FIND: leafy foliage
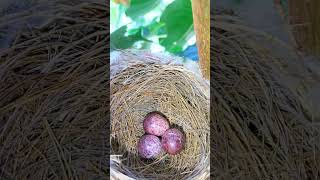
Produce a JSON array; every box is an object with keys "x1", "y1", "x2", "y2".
[
  {"x1": 159, "y1": 0, "x2": 193, "y2": 53},
  {"x1": 110, "y1": 0, "x2": 194, "y2": 54},
  {"x1": 125, "y1": 0, "x2": 161, "y2": 20},
  {"x1": 111, "y1": 25, "x2": 151, "y2": 49}
]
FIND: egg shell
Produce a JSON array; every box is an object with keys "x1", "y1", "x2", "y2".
[
  {"x1": 161, "y1": 128, "x2": 185, "y2": 155},
  {"x1": 143, "y1": 112, "x2": 170, "y2": 136},
  {"x1": 137, "y1": 134, "x2": 162, "y2": 159}
]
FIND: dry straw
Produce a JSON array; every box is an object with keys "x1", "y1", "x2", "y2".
[
  {"x1": 110, "y1": 50, "x2": 210, "y2": 179},
  {"x1": 211, "y1": 9, "x2": 320, "y2": 179},
  {"x1": 0, "y1": 2, "x2": 109, "y2": 179}
]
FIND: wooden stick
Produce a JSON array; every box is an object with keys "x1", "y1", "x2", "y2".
[{"x1": 191, "y1": 0, "x2": 210, "y2": 80}]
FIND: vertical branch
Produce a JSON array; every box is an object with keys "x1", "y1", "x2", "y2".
[
  {"x1": 191, "y1": 0, "x2": 210, "y2": 80},
  {"x1": 287, "y1": 0, "x2": 320, "y2": 56}
]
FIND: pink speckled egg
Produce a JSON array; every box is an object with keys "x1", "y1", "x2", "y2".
[
  {"x1": 161, "y1": 128, "x2": 185, "y2": 155},
  {"x1": 143, "y1": 112, "x2": 170, "y2": 136},
  {"x1": 137, "y1": 134, "x2": 162, "y2": 159}
]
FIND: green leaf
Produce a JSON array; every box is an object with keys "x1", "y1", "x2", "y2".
[
  {"x1": 126, "y1": 0, "x2": 161, "y2": 20},
  {"x1": 126, "y1": 19, "x2": 166, "y2": 40},
  {"x1": 167, "y1": 44, "x2": 183, "y2": 54},
  {"x1": 110, "y1": 25, "x2": 151, "y2": 50},
  {"x1": 159, "y1": 0, "x2": 193, "y2": 53},
  {"x1": 127, "y1": 28, "x2": 140, "y2": 36},
  {"x1": 146, "y1": 19, "x2": 166, "y2": 36}
]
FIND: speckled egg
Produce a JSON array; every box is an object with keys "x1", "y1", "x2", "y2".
[
  {"x1": 137, "y1": 134, "x2": 162, "y2": 159},
  {"x1": 143, "y1": 112, "x2": 170, "y2": 136},
  {"x1": 161, "y1": 128, "x2": 185, "y2": 155}
]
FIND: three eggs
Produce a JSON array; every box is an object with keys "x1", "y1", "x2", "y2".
[{"x1": 137, "y1": 112, "x2": 185, "y2": 159}]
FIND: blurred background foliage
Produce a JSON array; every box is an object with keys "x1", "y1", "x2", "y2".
[{"x1": 110, "y1": 0, "x2": 199, "y2": 60}]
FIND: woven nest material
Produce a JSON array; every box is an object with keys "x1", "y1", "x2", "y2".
[
  {"x1": 110, "y1": 51, "x2": 210, "y2": 179},
  {"x1": 0, "y1": 2, "x2": 108, "y2": 179},
  {"x1": 212, "y1": 10, "x2": 320, "y2": 179}
]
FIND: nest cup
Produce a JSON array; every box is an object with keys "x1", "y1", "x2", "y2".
[{"x1": 110, "y1": 51, "x2": 210, "y2": 179}]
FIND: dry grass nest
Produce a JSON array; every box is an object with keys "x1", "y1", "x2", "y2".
[
  {"x1": 110, "y1": 52, "x2": 210, "y2": 180},
  {"x1": 211, "y1": 9, "x2": 320, "y2": 179},
  {"x1": 0, "y1": 2, "x2": 108, "y2": 179}
]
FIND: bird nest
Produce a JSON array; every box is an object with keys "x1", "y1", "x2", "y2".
[
  {"x1": 110, "y1": 51, "x2": 210, "y2": 179},
  {"x1": 0, "y1": 2, "x2": 108, "y2": 179},
  {"x1": 211, "y1": 9, "x2": 320, "y2": 179}
]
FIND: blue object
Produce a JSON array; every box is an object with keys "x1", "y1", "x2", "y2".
[{"x1": 178, "y1": 44, "x2": 199, "y2": 61}]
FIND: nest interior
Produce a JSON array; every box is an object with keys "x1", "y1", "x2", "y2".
[{"x1": 110, "y1": 60, "x2": 210, "y2": 179}]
